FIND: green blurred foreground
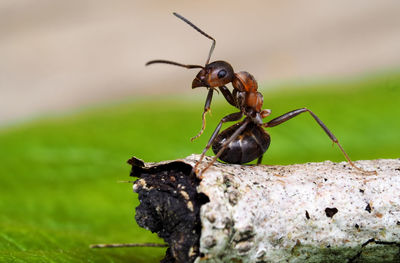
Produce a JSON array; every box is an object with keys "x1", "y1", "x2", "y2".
[{"x1": 0, "y1": 73, "x2": 399, "y2": 262}]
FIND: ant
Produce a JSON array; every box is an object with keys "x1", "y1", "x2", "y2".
[{"x1": 146, "y1": 13, "x2": 376, "y2": 177}]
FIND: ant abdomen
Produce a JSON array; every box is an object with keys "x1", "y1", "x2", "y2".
[{"x1": 212, "y1": 122, "x2": 271, "y2": 164}]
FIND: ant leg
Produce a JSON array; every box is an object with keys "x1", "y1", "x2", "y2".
[
  {"x1": 257, "y1": 155, "x2": 263, "y2": 165},
  {"x1": 232, "y1": 89, "x2": 238, "y2": 107},
  {"x1": 191, "y1": 89, "x2": 214, "y2": 141},
  {"x1": 264, "y1": 108, "x2": 376, "y2": 175},
  {"x1": 219, "y1": 86, "x2": 237, "y2": 107},
  {"x1": 199, "y1": 119, "x2": 251, "y2": 176},
  {"x1": 255, "y1": 109, "x2": 270, "y2": 166},
  {"x1": 192, "y1": 112, "x2": 243, "y2": 175}
]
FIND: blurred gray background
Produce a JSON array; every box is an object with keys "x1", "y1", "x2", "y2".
[{"x1": 1, "y1": 0, "x2": 400, "y2": 125}]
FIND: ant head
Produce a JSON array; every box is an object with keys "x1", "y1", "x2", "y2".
[
  {"x1": 192, "y1": 61, "x2": 234, "y2": 88},
  {"x1": 146, "y1": 13, "x2": 233, "y2": 88}
]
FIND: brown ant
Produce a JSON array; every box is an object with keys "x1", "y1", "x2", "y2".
[{"x1": 146, "y1": 13, "x2": 376, "y2": 177}]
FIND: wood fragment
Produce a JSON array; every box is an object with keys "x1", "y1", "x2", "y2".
[{"x1": 129, "y1": 156, "x2": 400, "y2": 263}]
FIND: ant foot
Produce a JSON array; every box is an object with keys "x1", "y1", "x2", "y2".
[
  {"x1": 360, "y1": 168, "x2": 377, "y2": 176},
  {"x1": 191, "y1": 167, "x2": 204, "y2": 179},
  {"x1": 190, "y1": 110, "x2": 209, "y2": 142},
  {"x1": 350, "y1": 163, "x2": 377, "y2": 176},
  {"x1": 197, "y1": 171, "x2": 204, "y2": 180},
  {"x1": 190, "y1": 163, "x2": 203, "y2": 178},
  {"x1": 190, "y1": 132, "x2": 203, "y2": 142}
]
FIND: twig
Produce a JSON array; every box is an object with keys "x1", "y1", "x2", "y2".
[{"x1": 90, "y1": 243, "x2": 167, "y2": 248}]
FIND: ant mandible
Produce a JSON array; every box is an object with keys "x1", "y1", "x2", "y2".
[{"x1": 146, "y1": 13, "x2": 376, "y2": 177}]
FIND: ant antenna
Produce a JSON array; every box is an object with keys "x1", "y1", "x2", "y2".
[
  {"x1": 146, "y1": 60, "x2": 204, "y2": 69},
  {"x1": 173, "y1": 12, "x2": 216, "y2": 65},
  {"x1": 146, "y1": 13, "x2": 216, "y2": 68}
]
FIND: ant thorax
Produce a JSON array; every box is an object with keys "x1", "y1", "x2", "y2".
[{"x1": 233, "y1": 71, "x2": 258, "y2": 93}]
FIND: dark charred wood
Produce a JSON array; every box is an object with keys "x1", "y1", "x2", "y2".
[{"x1": 128, "y1": 157, "x2": 209, "y2": 263}]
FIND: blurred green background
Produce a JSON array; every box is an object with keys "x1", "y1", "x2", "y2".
[
  {"x1": 1, "y1": 0, "x2": 400, "y2": 262},
  {"x1": 1, "y1": 72, "x2": 399, "y2": 262}
]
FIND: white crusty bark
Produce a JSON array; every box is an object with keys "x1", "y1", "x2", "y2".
[{"x1": 182, "y1": 156, "x2": 400, "y2": 262}]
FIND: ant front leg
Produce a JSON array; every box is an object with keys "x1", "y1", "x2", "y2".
[
  {"x1": 191, "y1": 88, "x2": 214, "y2": 141},
  {"x1": 264, "y1": 108, "x2": 376, "y2": 175},
  {"x1": 190, "y1": 86, "x2": 237, "y2": 141},
  {"x1": 219, "y1": 86, "x2": 237, "y2": 108},
  {"x1": 192, "y1": 112, "x2": 243, "y2": 176},
  {"x1": 191, "y1": 86, "x2": 237, "y2": 142}
]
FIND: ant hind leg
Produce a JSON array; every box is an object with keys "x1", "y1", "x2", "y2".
[
  {"x1": 257, "y1": 155, "x2": 263, "y2": 165},
  {"x1": 264, "y1": 108, "x2": 376, "y2": 175}
]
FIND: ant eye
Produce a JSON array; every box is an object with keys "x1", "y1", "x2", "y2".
[{"x1": 217, "y1": 69, "x2": 227, "y2": 79}]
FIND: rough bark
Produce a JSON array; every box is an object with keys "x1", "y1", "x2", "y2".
[
  {"x1": 128, "y1": 157, "x2": 209, "y2": 263},
  {"x1": 129, "y1": 156, "x2": 400, "y2": 263}
]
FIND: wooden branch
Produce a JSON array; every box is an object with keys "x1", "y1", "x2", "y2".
[{"x1": 129, "y1": 156, "x2": 400, "y2": 263}]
